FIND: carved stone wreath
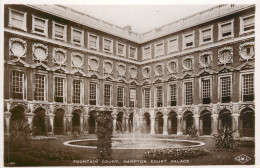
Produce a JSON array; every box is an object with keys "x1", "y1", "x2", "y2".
[
  {"x1": 182, "y1": 56, "x2": 194, "y2": 72},
  {"x1": 71, "y1": 52, "x2": 84, "y2": 69},
  {"x1": 53, "y1": 48, "x2": 67, "y2": 66},
  {"x1": 239, "y1": 42, "x2": 255, "y2": 62},
  {"x1": 9, "y1": 38, "x2": 27, "y2": 58},
  {"x1": 142, "y1": 66, "x2": 151, "y2": 79},
  {"x1": 117, "y1": 63, "x2": 126, "y2": 76},
  {"x1": 33, "y1": 43, "x2": 48, "y2": 62},
  {"x1": 103, "y1": 59, "x2": 113, "y2": 74},
  {"x1": 167, "y1": 60, "x2": 178, "y2": 74},
  {"x1": 154, "y1": 63, "x2": 164, "y2": 77},
  {"x1": 88, "y1": 56, "x2": 99, "y2": 72},
  {"x1": 129, "y1": 66, "x2": 137, "y2": 79},
  {"x1": 218, "y1": 47, "x2": 233, "y2": 65},
  {"x1": 199, "y1": 51, "x2": 212, "y2": 69}
]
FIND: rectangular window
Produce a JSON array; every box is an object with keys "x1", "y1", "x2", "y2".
[
  {"x1": 71, "y1": 28, "x2": 84, "y2": 46},
  {"x1": 240, "y1": 15, "x2": 255, "y2": 34},
  {"x1": 55, "y1": 77, "x2": 65, "y2": 103},
  {"x1": 143, "y1": 46, "x2": 151, "y2": 60},
  {"x1": 155, "y1": 42, "x2": 164, "y2": 57},
  {"x1": 73, "y1": 80, "x2": 81, "y2": 104},
  {"x1": 104, "y1": 84, "x2": 111, "y2": 106},
  {"x1": 220, "y1": 77, "x2": 231, "y2": 103},
  {"x1": 169, "y1": 84, "x2": 177, "y2": 106},
  {"x1": 129, "y1": 47, "x2": 137, "y2": 59},
  {"x1": 88, "y1": 34, "x2": 99, "y2": 50},
  {"x1": 200, "y1": 26, "x2": 213, "y2": 45},
  {"x1": 184, "y1": 82, "x2": 193, "y2": 105},
  {"x1": 156, "y1": 86, "x2": 163, "y2": 107},
  {"x1": 117, "y1": 42, "x2": 126, "y2": 56},
  {"x1": 34, "y1": 74, "x2": 46, "y2": 101},
  {"x1": 12, "y1": 71, "x2": 24, "y2": 99},
  {"x1": 130, "y1": 88, "x2": 136, "y2": 107},
  {"x1": 103, "y1": 38, "x2": 113, "y2": 53},
  {"x1": 168, "y1": 38, "x2": 178, "y2": 53},
  {"x1": 218, "y1": 20, "x2": 234, "y2": 40},
  {"x1": 242, "y1": 74, "x2": 254, "y2": 101},
  {"x1": 32, "y1": 15, "x2": 48, "y2": 36},
  {"x1": 144, "y1": 88, "x2": 150, "y2": 108},
  {"x1": 117, "y1": 87, "x2": 124, "y2": 107},
  {"x1": 202, "y1": 79, "x2": 211, "y2": 104},
  {"x1": 89, "y1": 83, "x2": 97, "y2": 105},
  {"x1": 53, "y1": 22, "x2": 67, "y2": 41},
  {"x1": 9, "y1": 8, "x2": 27, "y2": 31},
  {"x1": 183, "y1": 33, "x2": 194, "y2": 49}
]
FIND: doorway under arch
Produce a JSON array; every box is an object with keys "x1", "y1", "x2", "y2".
[
  {"x1": 54, "y1": 108, "x2": 65, "y2": 135},
  {"x1": 155, "y1": 112, "x2": 163, "y2": 134},
  {"x1": 240, "y1": 108, "x2": 254, "y2": 137},
  {"x1": 200, "y1": 110, "x2": 211, "y2": 135},
  {"x1": 72, "y1": 110, "x2": 82, "y2": 133},
  {"x1": 33, "y1": 107, "x2": 46, "y2": 136},
  {"x1": 168, "y1": 111, "x2": 177, "y2": 134}
]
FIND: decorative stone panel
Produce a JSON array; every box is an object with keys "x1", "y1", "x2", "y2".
[{"x1": 9, "y1": 38, "x2": 27, "y2": 58}]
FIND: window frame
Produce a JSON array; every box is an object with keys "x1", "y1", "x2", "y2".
[
  {"x1": 117, "y1": 85, "x2": 125, "y2": 107},
  {"x1": 52, "y1": 21, "x2": 67, "y2": 42},
  {"x1": 142, "y1": 45, "x2": 152, "y2": 60},
  {"x1": 183, "y1": 79, "x2": 194, "y2": 106},
  {"x1": 89, "y1": 80, "x2": 99, "y2": 105},
  {"x1": 102, "y1": 37, "x2": 113, "y2": 54},
  {"x1": 155, "y1": 41, "x2": 165, "y2": 57},
  {"x1": 199, "y1": 76, "x2": 212, "y2": 104},
  {"x1": 53, "y1": 74, "x2": 67, "y2": 103},
  {"x1": 128, "y1": 46, "x2": 137, "y2": 60},
  {"x1": 33, "y1": 72, "x2": 48, "y2": 102},
  {"x1": 71, "y1": 27, "x2": 84, "y2": 46},
  {"x1": 72, "y1": 77, "x2": 84, "y2": 104},
  {"x1": 167, "y1": 81, "x2": 178, "y2": 107},
  {"x1": 182, "y1": 31, "x2": 195, "y2": 50},
  {"x1": 218, "y1": 19, "x2": 234, "y2": 41},
  {"x1": 199, "y1": 25, "x2": 213, "y2": 46},
  {"x1": 8, "y1": 8, "x2": 27, "y2": 31},
  {"x1": 103, "y1": 82, "x2": 113, "y2": 106},
  {"x1": 10, "y1": 68, "x2": 27, "y2": 100},
  {"x1": 167, "y1": 36, "x2": 179, "y2": 53},
  {"x1": 143, "y1": 86, "x2": 151, "y2": 108},
  {"x1": 154, "y1": 84, "x2": 164, "y2": 108},
  {"x1": 239, "y1": 70, "x2": 254, "y2": 102},
  {"x1": 32, "y1": 15, "x2": 48, "y2": 37},
  {"x1": 87, "y1": 32, "x2": 99, "y2": 50},
  {"x1": 218, "y1": 73, "x2": 232, "y2": 103},
  {"x1": 129, "y1": 88, "x2": 136, "y2": 108},
  {"x1": 116, "y1": 41, "x2": 126, "y2": 57},
  {"x1": 239, "y1": 14, "x2": 255, "y2": 35}
]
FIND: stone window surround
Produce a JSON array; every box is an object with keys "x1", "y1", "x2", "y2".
[
  {"x1": 117, "y1": 84, "x2": 125, "y2": 107},
  {"x1": 10, "y1": 67, "x2": 27, "y2": 101},
  {"x1": 71, "y1": 77, "x2": 84, "y2": 105},
  {"x1": 71, "y1": 27, "x2": 84, "y2": 46},
  {"x1": 167, "y1": 36, "x2": 179, "y2": 54},
  {"x1": 116, "y1": 41, "x2": 126, "y2": 57},
  {"x1": 103, "y1": 81, "x2": 113, "y2": 106},
  {"x1": 239, "y1": 70, "x2": 254, "y2": 103},
  {"x1": 8, "y1": 8, "x2": 27, "y2": 31},
  {"x1": 142, "y1": 45, "x2": 152, "y2": 60},
  {"x1": 53, "y1": 73, "x2": 67, "y2": 103},
  {"x1": 142, "y1": 86, "x2": 151, "y2": 108},
  {"x1": 154, "y1": 84, "x2": 164, "y2": 108},
  {"x1": 167, "y1": 81, "x2": 178, "y2": 107},
  {"x1": 87, "y1": 32, "x2": 99, "y2": 50},
  {"x1": 89, "y1": 79, "x2": 99, "y2": 106},
  {"x1": 32, "y1": 15, "x2": 48, "y2": 37},
  {"x1": 239, "y1": 14, "x2": 255, "y2": 35},
  {"x1": 218, "y1": 19, "x2": 234, "y2": 41},
  {"x1": 33, "y1": 71, "x2": 48, "y2": 102},
  {"x1": 102, "y1": 37, "x2": 113, "y2": 54},
  {"x1": 199, "y1": 25, "x2": 213, "y2": 46},
  {"x1": 217, "y1": 72, "x2": 232, "y2": 103},
  {"x1": 182, "y1": 31, "x2": 195, "y2": 50},
  {"x1": 199, "y1": 76, "x2": 213, "y2": 103},
  {"x1": 155, "y1": 41, "x2": 165, "y2": 57},
  {"x1": 52, "y1": 21, "x2": 67, "y2": 42},
  {"x1": 182, "y1": 78, "x2": 194, "y2": 106},
  {"x1": 128, "y1": 46, "x2": 137, "y2": 60}
]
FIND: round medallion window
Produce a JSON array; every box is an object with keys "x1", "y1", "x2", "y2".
[
  {"x1": 72, "y1": 55, "x2": 83, "y2": 68},
  {"x1": 184, "y1": 58, "x2": 193, "y2": 70},
  {"x1": 130, "y1": 67, "x2": 137, "y2": 78},
  {"x1": 89, "y1": 59, "x2": 99, "y2": 71},
  {"x1": 143, "y1": 67, "x2": 150, "y2": 78},
  {"x1": 104, "y1": 62, "x2": 113, "y2": 74},
  {"x1": 168, "y1": 61, "x2": 177, "y2": 73},
  {"x1": 219, "y1": 50, "x2": 232, "y2": 64},
  {"x1": 155, "y1": 65, "x2": 163, "y2": 76},
  {"x1": 241, "y1": 46, "x2": 254, "y2": 59},
  {"x1": 200, "y1": 53, "x2": 212, "y2": 67},
  {"x1": 55, "y1": 51, "x2": 66, "y2": 64},
  {"x1": 34, "y1": 47, "x2": 47, "y2": 61},
  {"x1": 118, "y1": 64, "x2": 126, "y2": 76},
  {"x1": 11, "y1": 42, "x2": 25, "y2": 57}
]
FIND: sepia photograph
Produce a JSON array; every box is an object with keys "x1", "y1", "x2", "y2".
[{"x1": 2, "y1": 0, "x2": 257, "y2": 167}]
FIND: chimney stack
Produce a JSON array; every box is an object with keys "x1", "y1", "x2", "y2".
[{"x1": 124, "y1": 25, "x2": 132, "y2": 31}]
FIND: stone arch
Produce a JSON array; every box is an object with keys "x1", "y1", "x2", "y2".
[
  {"x1": 239, "y1": 108, "x2": 254, "y2": 137},
  {"x1": 88, "y1": 110, "x2": 97, "y2": 134},
  {"x1": 183, "y1": 111, "x2": 193, "y2": 134},
  {"x1": 10, "y1": 105, "x2": 26, "y2": 132},
  {"x1": 200, "y1": 110, "x2": 211, "y2": 135},
  {"x1": 155, "y1": 112, "x2": 163, "y2": 134},
  {"x1": 72, "y1": 109, "x2": 83, "y2": 133},
  {"x1": 218, "y1": 109, "x2": 232, "y2": 129},
  {"x1": 54, "y1": 108, "x2": 66, "y2": 135},
  {"x1": 116, "y1": 112, "x2": 124, "y2": 133},
  {"x1": 53, "y1": 106, "x2": 67, "y2": 115},
  {"x1": 168, "y1": 111, "x2": 177, "y2": 134},
  {"x1": 143, "y1": 112, "x2": 151, "y2": 134},
  {"x1": 32, "y1": 107, "x2": 47, "y2": 136}
]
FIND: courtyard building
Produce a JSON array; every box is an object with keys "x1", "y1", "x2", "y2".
[{"x1": 4, "y1": 4, "x2": 255, "y2": 137}]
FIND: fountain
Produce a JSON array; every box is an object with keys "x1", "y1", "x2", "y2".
[{"x1": 64, "y1": 112, "x2": 205, "y2": 149}]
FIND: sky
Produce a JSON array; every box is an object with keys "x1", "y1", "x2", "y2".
[{"x1": 68, "y1": 5, "x2": 217, "y2": 34}]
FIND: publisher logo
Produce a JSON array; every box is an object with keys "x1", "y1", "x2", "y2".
[{"x1": 235, "y1": 154, "x2": 251, "y2": 164}]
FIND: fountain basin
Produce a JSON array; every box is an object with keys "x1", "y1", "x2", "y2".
[{"x1": 64, "y1": 138, "x2": 205, "y2": 149}]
